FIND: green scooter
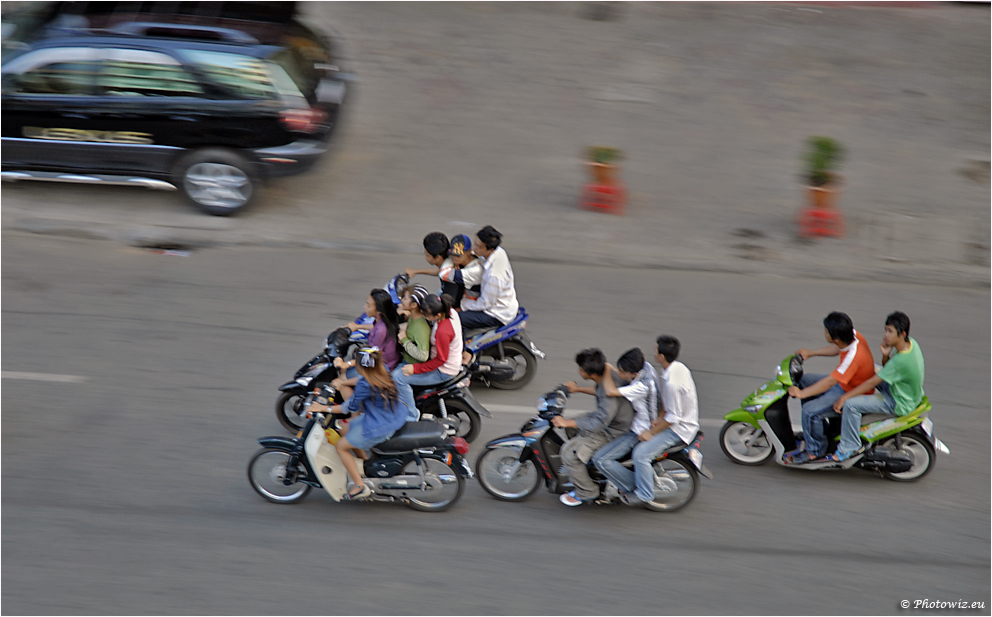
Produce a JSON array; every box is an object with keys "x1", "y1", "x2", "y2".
[{"x1": 719, "y1": 355, "x2": 949, "y2": 481}]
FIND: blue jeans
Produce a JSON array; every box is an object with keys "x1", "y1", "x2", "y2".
[
  {"x1": 393, "y1": 368, "x2": 452, "y2": 420},
  {"x1": 797, "y1": 373, "x2": 846, "y2": 458},
  {"x1": 397, "y1": 368, "x2": 451, "y2": 387},
  {"x1": 838, "y1": 381, "x2": 895, "y2": 456},
  {"x1": 459, "y1": 310, "x2": 503, "y2": 334},
  {"x1": 390, "y1": 364, "x2": 421, "y2": 421},
  {"x1": 592, "y1": 429, "x2": 685, "y2": 503},
  {"x1": 591, "y1": 431, "x2": 641, "y2": 495}
]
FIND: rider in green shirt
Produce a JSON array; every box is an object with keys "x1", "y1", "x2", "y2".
[
  {"x1": 394, "y1": 285, "x2": 433, "y2": 419},
  {"x1": 831, "y1": 311, "x2": 924, "y2": 461}
]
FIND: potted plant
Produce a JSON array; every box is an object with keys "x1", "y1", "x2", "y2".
[
  {"x1": 586, "y1": 146, "x2": 624, "y2": 185},
  {"x1": 804, "y1": 136, "x2": 844, "y2": 209}
]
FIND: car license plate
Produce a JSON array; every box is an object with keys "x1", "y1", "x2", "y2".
[
  {"x1": 921, "y1": 418, "x2": 933, "y2": 437},
  {"x1": 688, "y1": 447, "x2": 704, "y2": 470}
]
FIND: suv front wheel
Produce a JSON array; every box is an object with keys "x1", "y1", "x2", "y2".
[{"x1": 175, "y1": 148, "x2": 256, "y2": 216}]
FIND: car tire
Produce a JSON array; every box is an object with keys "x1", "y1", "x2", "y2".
[{"x1": 174, "y1": 148, "x2": 256, "y2": 216}]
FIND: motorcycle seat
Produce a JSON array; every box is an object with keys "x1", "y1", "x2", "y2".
[
  {"x1": 463, "y1": 308, "x2": 528, "y2": 342},
  {"x1": 860, "y1": 413, "x2": 894, "y2": 426},
  {"x1": 373, "y1": 421, "x2": 447, "y2": 453}
]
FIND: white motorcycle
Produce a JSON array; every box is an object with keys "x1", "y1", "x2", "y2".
[{"x1": 249, "y1": 388, "x2": 474, "y2": 512}]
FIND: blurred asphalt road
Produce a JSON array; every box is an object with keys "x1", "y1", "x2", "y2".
[
  {"x1": 2, "y1": 234, "x2": 989, "y2": 615},
  {"x1": 1, "y1": 2, "x2": 989, "y2": 287},
  {"x1": 2, "y1": 2, "x2": 990, "y2": 614}
]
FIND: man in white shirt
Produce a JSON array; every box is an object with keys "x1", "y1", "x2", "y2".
[
  {"x1": 591, "y1": 348, "x2": 660, "y2": 504},
  {"x1": 628, "y1": 335, "x2": 700, "y2": 504},
  {"x1": 458, "y1": 225, "x2": 519, "y2": 333}
]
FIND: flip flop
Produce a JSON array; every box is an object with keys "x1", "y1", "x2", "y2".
[
  {"x1": 828, "y1": 447, "x2": 864, "y2": 463},
  {"x1": 343, "y1": 483, "x2": 371, "y2": 500},
  {"x1": 788, "y1": 451, "x2": 818, "y2": 465},
  {"x1": 783, "y1": 446, "x2": 806, "y2": 464}
]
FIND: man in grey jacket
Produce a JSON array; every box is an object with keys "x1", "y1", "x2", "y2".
[{"x1": 553, "y1": 348, "x2": 635, "y2": 506}]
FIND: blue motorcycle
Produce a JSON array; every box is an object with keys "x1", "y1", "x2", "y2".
[{"x1": 346, "y1": 274, "x2": 545, "y2": 390}]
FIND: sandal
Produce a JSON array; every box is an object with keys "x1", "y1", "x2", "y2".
[
  {"x1": 343, "y1": 483, "x2": 371, "y2": 500},
  {"x1": 828, "y1": 447, "x2": 864, "y2": 463},
  {"x1": 783, "y1": 446, "x2": 806, "y2": 464},
  {"x1": 788, "y1": 451, "x2": 817, "y2": 465}
]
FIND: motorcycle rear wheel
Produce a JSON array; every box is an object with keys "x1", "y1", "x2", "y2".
[
  {"x1": 248, "y1": 448, "x2": 312, "y2": 504},
  {"x1": 480, "y1": 340, "x2": 537, "y2": 390},
  {"x1": 275, "y1": 391, "x2": 308, "y2": 433},
  {"x1": 880, "y1": 432, "x2": 935, "y2": 482},
  {"x1": 643, "y1": 456, "x2": 699, "y2": 512},
  {"x1": 476, "y1": 446, "x2": 542, "y2": 501},
  {"x1": 719, "y1": 421, "x2": 774, "y2": 465},
  {"x1": 400, "y1": 457, "x2": 465, "y2": 512},
  {"x1": 421, "y1": 398, "x2": 481, "y2": 443}
]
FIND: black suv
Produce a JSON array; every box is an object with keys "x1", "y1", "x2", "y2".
[{"x1": 1, "y1": 2, "x2": 347, "y2": 215}]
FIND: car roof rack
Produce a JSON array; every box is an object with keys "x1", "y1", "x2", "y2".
[{"x1": 108, "y1": 21, "x2": 259, "y2": 44}]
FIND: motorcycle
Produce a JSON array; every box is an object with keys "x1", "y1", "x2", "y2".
[
  {"x1": 249, "y1": 386, "x2": 475, "y2": 512},
  {"x1": 719, "y1": 355, "x2": 950, "y2": 481},
  {"x1": 276, "y1": 339, "x2": 492, "y2": 442},
  {"x1": 475, "y1": 384, "x2": 711, "y2": 511},
  {"x1": 463, "y1": 307, "x2": 546, "y2": 390},
  {"x1": 350, "y1": 292, "x2": 546, "y2": 391}
]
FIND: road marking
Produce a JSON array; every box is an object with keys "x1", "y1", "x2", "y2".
[
  {"x1": 2, "y1": 372, "x2": 89, "y2": 383},
  {"x1": 484, "y1": 403, "x2": 724, "y2": 427}
]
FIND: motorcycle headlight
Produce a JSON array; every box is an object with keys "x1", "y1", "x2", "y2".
[{"x1": 296, "y1": 376, "x2": 314, "y2": 386}]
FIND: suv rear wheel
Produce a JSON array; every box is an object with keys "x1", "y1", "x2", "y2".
[{"x1": 175, "y1": 148, "x2": 255, "y2": 216}]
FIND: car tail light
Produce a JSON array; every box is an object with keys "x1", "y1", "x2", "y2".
[
  {"x1": 452, "y1": 437, "x2": 470, "y2": 455},
  {"x1": 279, "y1": 107, "x2": 328, "y2": 133}
]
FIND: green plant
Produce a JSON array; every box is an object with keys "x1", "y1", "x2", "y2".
[
  {"x1": 586, "y1": 146, "x2": 624, "y2": 165},
  {"x1": 805, "y1": 136, "x2": 844, "y2": 187}
]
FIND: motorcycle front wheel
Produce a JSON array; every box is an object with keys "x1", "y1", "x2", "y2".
[
  {"x1": 719, "y1": 421, "x2": 774, "y2": 465},
  {"x1": 275, "y1": 391, "x2": 308, "y2": 433},
  {"x1": 248, "y1": 448, "x2": 312, "y2": 504},
  {"x1": 401, "y1": 457, "x2": 465, "y2": 512},
  {"x1": 643, "y1": 456, "x2": 699, "y2": 512},
  {"x1": 476, "y1": 446, "x2": 542, "y2": 501},
  {"x1": 479, "y1": 340, "x2": 537, "y2": 390}
]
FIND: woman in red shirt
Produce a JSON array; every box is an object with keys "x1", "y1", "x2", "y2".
[{"x1": 399, "y1": 294, "x2": 464, "y2": 387}]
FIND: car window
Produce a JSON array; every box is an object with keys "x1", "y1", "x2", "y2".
[
  {"x1": 3, "y1": 47, "x2": 101, "y2": 96},
  {"x1": 268, "y1": 47, "x2": 318, "y2": 97},
  {"x1": 100, "y1": 48, "x2": 203, "y2": 97},
  {"x1": 179, "y1": 49, "x2": 277, "y2": 99}
]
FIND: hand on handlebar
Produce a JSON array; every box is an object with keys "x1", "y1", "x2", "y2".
[
  {"x1": 787, "y1": 386, "x2": 802, "y2": 399},
  {"x1": 795, "y1": 348, "x2": 811, "y2": 361},
  {"x1": 564, "y1": 381, "x2": 579, "y2": 394}
]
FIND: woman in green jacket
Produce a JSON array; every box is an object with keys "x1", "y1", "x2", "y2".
[{"x1": 393, "y1": 284, "x2": 432, "y2": 419}]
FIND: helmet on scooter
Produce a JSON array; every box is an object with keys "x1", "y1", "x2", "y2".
[{"x1": 387, "y1": 273, "x2": 410, "y2": 305}]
